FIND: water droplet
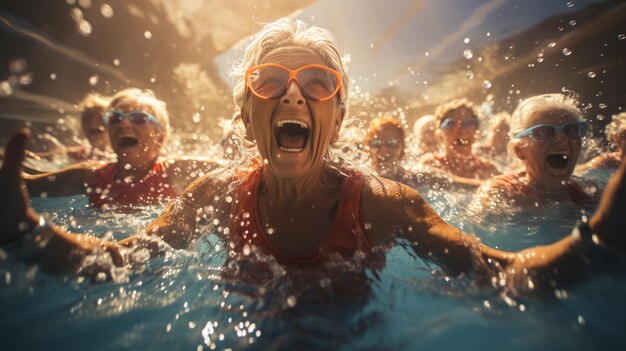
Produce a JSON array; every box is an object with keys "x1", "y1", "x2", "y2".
[
  {"x1": 548, "y1": 42, "x2": 557, "y2": 48},
  {"x1": 18, "y1": 73, "x2": 32, "y2": 85},
  {"x1": 596, "y1": 114, "x2": 605, "y2": 121},
  {"x1": 50, "y1": 73, "x2": 57, "y2": 80},
  {"x1": 577, "y1": 315, "x2": 585, "y2": 325},
  {"x1": 70, "y1": 8, "x2": 83, "y2": 21},
  {"x1": 482, "y1": 80, "x2": 492, "y2": 89},
  {"x1": 486, "y1": 32, "x2": 491, "y2": 37},
  {"x1": 123, "y1": 163, "x2": 132, "y2": 170},
  {"x1": 536, "y1": 57, "x2": 544, "y2": 63},
  {"x1": 144, "y1": 30, "x2": 152, "y2": 39},
  {"x1": 88, "y1": 74, "x2": 99, "y2": 86},
  {"x1": 463, "y1": 37, "x2": 470, "y2": 44},
  {"x1": 100, "y1": 4, "x2": 114, "y2": 18},
  {"x1": 424, "y1": 51, "x2": 429, "y2": 56},
  {"x1": 369, "y1": 42, "x2": 374, "y2": 48},
  {"x1": 309, "y1": 15, "x2": 315, "y2": 21},
  {"x1": 9, "y1": 59, "x2": 27, "y2": 73},
  {"x1": 364, "y1": 223, "x2": 372, "y2": 230},
  {"x1": 562, "y1": 48, "x2": 572, "y2": 56},
  {"x1": 66, "y1": 0, "x2": 77, "y2": 5},
  {"x1": 466, "y1": 71, "x2": 474, "y2": 79},
  {"x1": 192, "y1": 113, "x2": 201, "y2": 123},
  {"x1": 77, "y1": 19, "x2": 92, "y2": 36},
  {"x1": 463, "y1": 49, "x2": 473, "y2": 60},
  {"x1": 78, "y1": 0, "x2": 92, "y2": 8},
  {"x1": 150, "y1": 76, "x2": 156, "y2": 83},
  {"x1": 618, "y1": 34, "x2": 626, "y2": 40},
  {"x1": 567, "y1": 1, "x2": 575, "y2": 8},
  {"x1": 286, "y1": 295, "x2": 297, "y2": 307},
  {"x1": 599, "y1": 103, "x2": 607, "y2": 109},
  {"x1": 569, "y1": 20, "x2": 576, "y2": 26},
  {"x1": 587, "y1": 71, "x2": 596, "y2": 78},
  {"x1": 242, "y1": 244, "x2": 251, "y2": 256},
  {"x1": 113, "y1": 58, "x2": 120, "y2": 66}
]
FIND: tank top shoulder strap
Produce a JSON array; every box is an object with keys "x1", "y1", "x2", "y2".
[{"x1": 323, "y1": 168, "x2": 370, "y2": 255}]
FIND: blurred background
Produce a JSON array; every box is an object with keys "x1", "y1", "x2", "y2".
[{"x1": 1, "y1": 0, "x2": 624, "y2": 145}]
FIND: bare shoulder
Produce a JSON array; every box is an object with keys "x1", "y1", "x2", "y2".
[
  {"x1": 361, "y1": 176, "x2": 435, "y2": 245},
  {"x1": 180, "y1": 168, "x2": 234, "y2": 208}
]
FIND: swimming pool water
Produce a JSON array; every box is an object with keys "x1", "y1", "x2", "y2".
[{"x1": 1, "y1": 176, "x2": 625, "y2": 351}]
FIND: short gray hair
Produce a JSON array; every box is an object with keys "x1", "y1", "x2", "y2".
[
  {"x1": 509, "y1": 93, "x2": 582, "y2": 138},
  {"x1": 109, "y1": 88, "x2": 171, "y2": 143},
  {"x1": 231, "y1": 18, "x2": 350, "y2": 120}
]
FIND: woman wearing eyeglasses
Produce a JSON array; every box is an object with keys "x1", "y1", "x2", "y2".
[
  {"x1": 472, "y1": 93, "x2": 597, "y2": 209},
  {"x1": 2, "y1": 19, "x2": 626, "y2": 296},
  {"x1": 364, "y1": 116, "x2": 419, "y2": 188},
  {"x1": 23, "y1": 88, "x2": 215, "y2": 208},
  {"x1": 417, "y1": 99, "x2": 500, "y2": 186}
]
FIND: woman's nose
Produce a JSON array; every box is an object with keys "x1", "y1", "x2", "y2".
[{"x1": 281, "y1": 80, "x2": 306, "y2": 105}]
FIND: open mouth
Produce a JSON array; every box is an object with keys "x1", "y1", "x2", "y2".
[
  {"x1": 274, "y1": 119, "x2": 310, "y2": 152},
  {"x1": 117, "y1": 136, "x2": 139, "y2": 149},
  {"x1": 545, "y1": 153, "x2": 570, "y2": 169}
]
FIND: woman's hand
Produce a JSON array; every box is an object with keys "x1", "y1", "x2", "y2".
[
  {"x1": 0, "y1": 129, "x2": 41, "y2": 244},
  {"x1": 589, "y1": 159, "x2": 626, "y2": 251}
]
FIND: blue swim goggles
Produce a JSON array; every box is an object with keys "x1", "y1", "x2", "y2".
[
  {"x1": 102, "y1": 110, "x2": 161, "y2": 127},
  {"x1": 440, "y1": 118, "x2": 479, "y2": 130},
  {"x1": 513, "y1": 121, "x2": 588, "y2": 141}
]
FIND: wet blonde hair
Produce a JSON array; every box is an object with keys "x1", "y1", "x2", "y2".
[
  {"x1": 606, "y1": 112, "x2": 626, "y2": 143},
  {"x1": 79, "y1": 93, "x2": 110, "y2": 126},
  {"x1": 108, "y1": 88, "x2": 171, "y2": 143},
  {"x1": 509, "y1": 93, "x2": 582, "y2": 138},
  {"x1": 231, "y1": 18, "x2": 350, "y2": 122}
]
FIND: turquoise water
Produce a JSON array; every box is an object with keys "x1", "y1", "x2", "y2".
[{"x1": 1, "y1": 172, "x2": 625, "y2": 351}]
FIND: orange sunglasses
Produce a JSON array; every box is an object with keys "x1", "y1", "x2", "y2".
[{"x1": 245, "y1": 63, "x2": 342, "y2": 102}]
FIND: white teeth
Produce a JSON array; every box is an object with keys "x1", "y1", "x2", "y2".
[
  {"x1": 279, "y1": 147, "x2": 304, "y2": 153},
  {"x1": 276, "y1": 119, "x2": 309, "y2": 129}
]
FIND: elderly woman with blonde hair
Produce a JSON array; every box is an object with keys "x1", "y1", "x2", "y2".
[
  {"x1": 22, "y1": 88, "x2": 215, "y2": 208},
  {"x1": 472, "y1": 93, "x2": 597, "y2": 210},
  {"x1": 365, "y1": 116, "x2": 419, "y2": 188},
  {"x1": 418, "y1": 99, "x2": 500, "y2": 182}
]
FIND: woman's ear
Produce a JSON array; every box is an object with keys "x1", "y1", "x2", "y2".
[
  {"x1": 330, "y1": 106, "x2": 345, "y2": 144},
  {"x1": 241, "y1": 108, "x2": 255, "y2": 142}
]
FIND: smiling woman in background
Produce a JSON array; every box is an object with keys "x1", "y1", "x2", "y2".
[
  {"x1": 365, "y1": 116, "x2": 419, "y2": 188},
  {"x1": 417, "y1": 99, "x2": 500, "y2": 186},
  {"x1": 472, "y1": 93, "x2": 597, "y2": 210},
  {"x1": 23, "y1": 88, "x2": 216, "y2": 208}
]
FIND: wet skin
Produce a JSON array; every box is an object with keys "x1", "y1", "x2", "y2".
[
  {"x1": 107, "y1": 102, "x2": 165, "y2": 178},
  {"x1": 441, "y1": 107, "x2": 478, "y2": 158},
  {"x1": 514, "y1": 109, "x2": 582, "y2": 191},
  {"x1": 81, "y1": 107, "x2": 111, "y2": 152},
  {"x1": 368, "y1": 125, "x2": 404, "y2": 173}
]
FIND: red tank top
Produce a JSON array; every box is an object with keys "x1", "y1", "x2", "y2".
[
  {"x1": 88, "y1": 159, "x2": 178, "y2": 208},
  {"x1": 228, "y1": 166, "x2": 373, "y2": 265},
  {"x1": 493, "y1": 172, "x2": 592, "y2": 205}
]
